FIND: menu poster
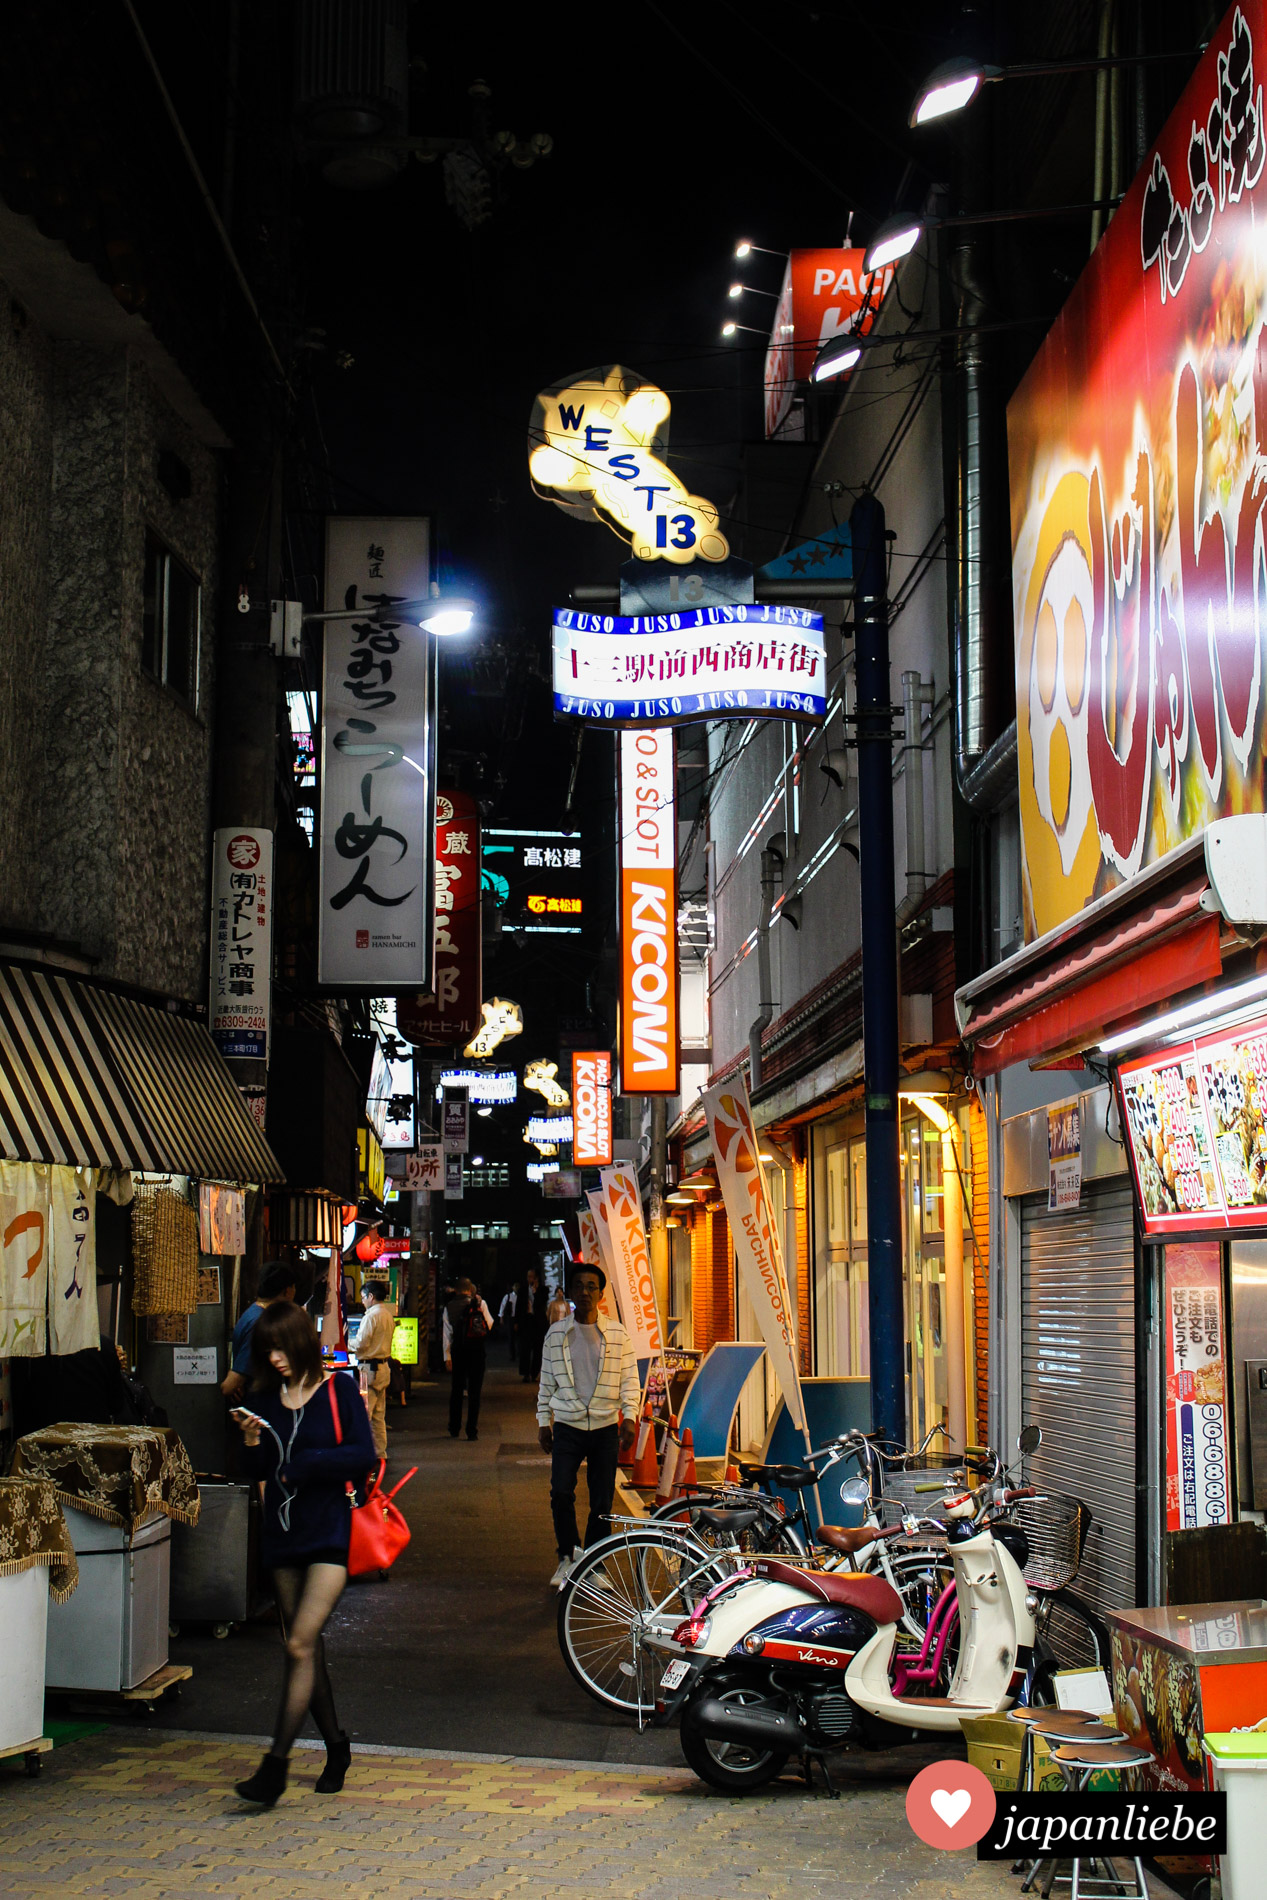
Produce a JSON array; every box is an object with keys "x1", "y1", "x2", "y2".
[
  {"x1": 1163, "y1": 1242, "x2": 1231, "y2": 1533},
  {"x1": 1118, "y1": 1013, "x2": 1267, "y2": 1233},
  {"x1": 1047, "y1": 1102, "x2": 1082, "y2": 1212}
]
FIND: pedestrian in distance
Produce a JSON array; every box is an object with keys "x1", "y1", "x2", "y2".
[
  {"x1": 537, "y1": 1262, "x2": 638, "y2": 1588},
  {"x1": 498, "y1": 1284, "x2": 518, "y2": 1362},
  {"x1": 516, "y1": 1263, "x2": 548, "y2": 1382},
  {"x1": 444, "y1": 1277, "x2": 494, "y2": 1440},
  {"x1": 352, "y1": 1278, "x2": 395, "y2": 1459},
  {"x1": 230, "y1": 1300, "x2": 376, "y2": 1807},
  {"x1": 546, "y1": 1287, "x2": 571, "y2": 1325},
  {"x1": 220, "y1": 1259, "x2": 296, "y2": 1402}
]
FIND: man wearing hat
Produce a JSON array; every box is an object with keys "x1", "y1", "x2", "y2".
[{"x1": 536, "y1": 1262, "x2": 639, "y2": 1587}]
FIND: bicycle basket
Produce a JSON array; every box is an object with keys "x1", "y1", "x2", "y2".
[
  {"x1": 875, "y1": 1454, "x2": 968, "y2": 1525},
  {"x1": 1008, "y1": 1493, "x2": 1090, "y2": 1591}
]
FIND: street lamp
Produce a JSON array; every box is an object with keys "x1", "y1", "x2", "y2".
[
  {"x1": 728, "y1": 282, "x2": 779, "y2": 301},
  {"x1": 813, "y1": 337, "x2": 862, "y2": 382},
  {"x1": 734, "y1": 239, "x2": 785, "y2": 260},
  {"x1": 721, "y1": 320, "x2": 769, "y2": 339},
  {"x1": 862, "y1": 200, "x2": 1122, "y2": 274},
  {"x1": 418, "y1": 596, "x2": 476, "y2": 636},
  {"x1": 909, "y1": 47, "x2": 1202, "y2": 128}
]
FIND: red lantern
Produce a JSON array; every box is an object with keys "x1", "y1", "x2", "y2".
[{"x1": 356, "y1": 1231, "x2": 384, "y2": 1264}]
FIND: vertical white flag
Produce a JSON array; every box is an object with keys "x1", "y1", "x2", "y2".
[
  {"x1": 0, "y1": 1160, "x2": 49, "y2": 1357},
  {"x1": 598, "y1": 1165, "x2": 662, "y2": 1361},
  {"x1": 585, "y1": 1191, "x2": 624, "y2": 1327},
  {"x1": 50, "y1": 1166, "x2": 97, "y2": 1356},
  {"x1": 702, "y1": 1077, "x2": 808, "y2": 1441}
]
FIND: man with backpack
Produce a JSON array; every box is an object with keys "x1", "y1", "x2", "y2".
[{"x1": 443, "y1": 1277, "x2": 494, "y2": 1441}]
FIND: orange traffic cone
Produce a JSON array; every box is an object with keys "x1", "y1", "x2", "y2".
[
  {"x1": 725, "y1": 1464, "x2": 741, "y2": 1485},
  {"x1": 631, "y1": 1404, "x2": 659, "y2": 1488},
  {"x1": 673, "y1": 1427, "x2": 698, "y2": 1496},
  {"x1": 617, "y1": 1409, "x2": 634, "y2": 1468},
  {"x1": 656, "y1": 1414, "x2": 681, "y2": 1501}
]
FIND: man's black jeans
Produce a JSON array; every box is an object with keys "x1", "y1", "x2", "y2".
[
  {"x1": 549, "y1": 1420, "x2": 619, "y2": 1556},
  {"x1": 449, "y1": 1344, "x2": 485, "y2": 1438}
]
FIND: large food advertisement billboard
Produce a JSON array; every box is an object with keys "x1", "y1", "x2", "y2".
[{"x1": 1010, "y1": 3, "x2": 1267, "y2": 940}]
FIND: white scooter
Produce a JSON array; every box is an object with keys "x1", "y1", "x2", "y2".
[{"x1": 648, "y1": 1428, "x2": 1042, "y2": 1793}]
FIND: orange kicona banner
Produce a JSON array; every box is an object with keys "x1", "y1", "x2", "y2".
[
  {"x1": 598, "y1": 1165, "x2": 662, "y2": 1361},
  {"x1": 1010, "y1": 0, "x2": 1267, "y2": 941},
  {"x1": 572, "y1": 1050, "x2": 613, "y2": 1166},
  {"x1": 703, "y1": 1077, "x2": 808, "y2": 1443},
  {"x1": 618, "y1": 728, "x2": 678, "y2": 1093}
]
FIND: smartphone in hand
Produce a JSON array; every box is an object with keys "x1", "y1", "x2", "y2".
[{"x1": 230, "y1": 1406, "x2": 266, "y2": 1429}]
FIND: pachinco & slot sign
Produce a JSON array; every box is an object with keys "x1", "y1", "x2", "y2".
[
  {"x1": 1010, "y1": 1, "x2": 1267, "y2": 940},
  {"x1": 552, "y1": 603, "x2": 825, "y2": 726}
]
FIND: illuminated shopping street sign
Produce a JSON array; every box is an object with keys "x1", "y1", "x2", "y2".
[
  {"x1": 552, "y1": 602, "x2": 826, "y2": 725},
  {"x1": 463, "y1": 997, "x2": 523, "y2": 1059},
  {"x1": 528, "y1": 365, "x2": 729, "y2": 564},
  {"x1": 436, "y1": 1068, "x2": 517, "y2": 1105},
  {"x1": 524, "y1": 1060, "x2": 570, "y2": 1108}
]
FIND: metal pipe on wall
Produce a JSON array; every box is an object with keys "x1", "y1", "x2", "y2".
[
  {"x1": 748, "y1": 845, "x2": 781, "y2": 1091},
  {"x1": 896, "y1": 669, "x2": 933, "y2": 926}
]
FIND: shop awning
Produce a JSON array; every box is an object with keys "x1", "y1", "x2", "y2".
[
  {"x1": 955, "y1": 835, "x2": 1226, "y2": 1077},
  {"x1": 0, "y1": 960, "x2": 284, "y2": 1181}
]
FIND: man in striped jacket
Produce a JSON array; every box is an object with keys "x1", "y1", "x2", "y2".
[{"x1": 536, "y1": 1263, "x2": 639, "y2": 1587}]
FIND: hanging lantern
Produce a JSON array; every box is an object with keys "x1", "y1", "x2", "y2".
[{"x1": 356, "y1": 1230, "x2": 384, "y2": 1264}]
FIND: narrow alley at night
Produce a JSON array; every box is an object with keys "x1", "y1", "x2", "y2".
[{"x1": 1, "y1": 4, "x2": 1264, "y2": 1898}]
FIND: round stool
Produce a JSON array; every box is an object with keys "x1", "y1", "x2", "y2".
[{"x1": 1048, "y1": 1740, "x2": 1154, "y2": 1900}]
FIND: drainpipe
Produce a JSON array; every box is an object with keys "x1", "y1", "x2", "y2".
[
  {"x1": 748, "y1": 845, "x2": 781, "y2": 1092},
  {"x1": 895, "y1": 670, "x2": 934, "y2": 927}
]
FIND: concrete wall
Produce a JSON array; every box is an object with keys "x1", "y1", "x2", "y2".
[{"x1": 0, "y1": 273, "x2": 218, "y2": 1002}]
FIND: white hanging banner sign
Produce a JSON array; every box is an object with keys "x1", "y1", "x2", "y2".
[
  {"x1": 598, "y1": 1165, "x2": 662, "y2": 1360},
  {"x1": 49, "y1": 1166, "x2": 97, "y2": 1357},
  {"x1": 0, "y1": 1160, "x2": 49, "y2": 1357},
  {"x1": 552, "y1": 603, "x2": 826, "y2": 726},
  {"x1": 703, "y1": 1076, "x2": 808, "y2": 1441},
  {"x1": 319, "y1": 516, "x2": 434, "y2": 989},
  {"x1": 585, "y1": 1189, "x2": 624, "y2": 1327},
  {"x1": 210, "y1": 827, "x2": 273, "y2": 1060}
]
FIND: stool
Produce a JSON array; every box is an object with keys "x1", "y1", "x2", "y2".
[
  {"x1": 1017, "y1": 1718, "x2": 1132, "y2": 1897},
  {"x1": 1048, "y1": 1740, "x2": 1154, "y2": 1900},
  {"x1": 1008, "y1": 1707, "x2": 1104, "y2": 1794}
]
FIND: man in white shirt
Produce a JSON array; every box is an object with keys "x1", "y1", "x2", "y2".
[
  {"x1": 354, "y1": 1279, "x2": 396, "y2": 1458},
  {"x1": 537, "y1": 1264, "x2": 639, "y2": 1586}
]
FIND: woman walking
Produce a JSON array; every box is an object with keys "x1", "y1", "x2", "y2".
[{"x1": 231, "y1": 1300, "x2": 376, "y2": 1806}]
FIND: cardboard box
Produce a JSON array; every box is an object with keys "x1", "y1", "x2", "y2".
[{"x1": 960, "y1": 1713, "x2": 1121, "y2": 1793}]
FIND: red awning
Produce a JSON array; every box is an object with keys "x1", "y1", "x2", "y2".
[{"x1": 955, "y1": 836, "x2": 1226, "y2": 1076}]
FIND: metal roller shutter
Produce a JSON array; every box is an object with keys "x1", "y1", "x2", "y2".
[{"x1": 1021, "y1": 1181, "x2": 1137, "y2": 1615}]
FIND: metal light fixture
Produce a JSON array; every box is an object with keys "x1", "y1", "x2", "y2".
[
  {"x1": 1098, "y1": 971, "x2": 1267, "y2": 1056},
  {"x1": 418, "y1": 596, "x2": 476, "y2": 635},
  {"x1": 665, "y1": 1190, "x2": 698, "y2": 1205},
  {"x1": 863, "y1": 217, "x2": 925, "y2": 274},
  {"x1": 910, "y1": 57, "x2": 990, "y2": 125},
  {"x1": 721, "y1": 321, "x2": 768, "y2": 339},
  {"x1": 734, "y1": 239, "x2": 785, "y2": 260},
  {"x1": 813, "y1": 338, "x2": 862, "y2": 383}
]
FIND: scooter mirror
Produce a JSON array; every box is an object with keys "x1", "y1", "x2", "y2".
[{"x1": 1017, "y1": 1424, "x2": 1041, "y2": 1456}]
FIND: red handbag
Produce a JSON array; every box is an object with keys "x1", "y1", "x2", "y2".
[{"x1": 327, "y1": 1377, "x2": 417, "y2": 1577}]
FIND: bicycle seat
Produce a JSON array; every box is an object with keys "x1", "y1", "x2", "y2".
[
  {"x1": 752, "y1": 1558, "x2": 903, "y2": 1624},
  {"x1": 740, "y1": 1462, "x2": 817, "y2": 1489},
  {"x1": 817, "y1": 1523, "x2": 900, "y2": 1555},
  {"x1": 692, "y1": 1506, "x2": 763, "y2": 1534}
]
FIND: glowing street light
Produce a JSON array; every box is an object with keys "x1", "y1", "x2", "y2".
[
  {"x1": 863, "y1": 217, "x2": 925, "y2": 274},
  {"x1": 418, "y1": 596, "x2": 475, "y2": 636},
  {"x1": 813, "y1": 337, "x2": 862, "y2": 382},
  {"x1": 734, "y1": 239, "x2": 784, "y2": 260},
  {"x1": 910, "y1": 58, "x2": 989, "y2": 125}
]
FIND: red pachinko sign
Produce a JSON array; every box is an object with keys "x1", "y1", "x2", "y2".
[
  {"x1": 397, "y1": 790, "x2": 481, "y2": 1047},
  {"x1": 618, "y1": 728, "x2": 678, "y2": 1094},
  {"x1": 1119, "y1": 1005, "x2": 1267, "y2": 1231},
  {"x1": 763, "y1": 249, "x2": 893, "y2": 438},
  {"x1": 572, "y1": 1050, "x2": 613, "y2": 1167},
  {"x1": 1011, "y1": 2, "x2": 1267, "y2": 941}
]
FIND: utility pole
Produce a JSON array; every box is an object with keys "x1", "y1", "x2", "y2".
[{"x1": 851, "y1": 489, "x2": 905, "y2": 1449}]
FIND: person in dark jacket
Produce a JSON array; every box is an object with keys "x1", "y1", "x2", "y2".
[
  {"x1": 516, "y1": 1264, "x2": 549, "y2": 1382},
  {"x1": 443, "y1": 1278, "x2": 494, "y2": 1440},
  {"x1": 232, "y1": 1300, "x2": 375, "y2": 1807}
]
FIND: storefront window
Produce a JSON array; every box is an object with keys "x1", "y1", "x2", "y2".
[
  {"x1": 904, "y1": 1116, "x2": 947, "y2": 1449},
  {"x1": 669, "y1": 1223, "x2": 693, "y2": 1348},
  {"x1": 1230, "y1": 1239, "x2": 1267, "y2": 1513},
  {"x1": 811, "y1": 1118, "x2": 869, "y2": 1378}
]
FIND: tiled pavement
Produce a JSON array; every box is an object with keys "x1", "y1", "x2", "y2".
[{"x1": 0, "y1": 1728, "x2": 1031, "y2": 1899}]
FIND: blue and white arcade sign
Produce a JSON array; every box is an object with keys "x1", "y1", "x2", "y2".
[{"x1": 551, "y1": 603, "x2": 826, "y2": 726}]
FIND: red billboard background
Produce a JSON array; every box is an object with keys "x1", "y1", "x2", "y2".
[
  {"x1": 763, "y1": 248, "x2": 892, "y2": 437},
  {"x1": 398, "y1": 790, "x2": 481, "y2": 1047}
]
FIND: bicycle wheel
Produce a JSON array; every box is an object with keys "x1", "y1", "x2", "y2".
[
  {"x1": 1031, "y1": 1587, "x2": 1111, "y2": 1689},
  {"x1": 557, "y1": 1527, "x2": 733, "y2": 1716}
]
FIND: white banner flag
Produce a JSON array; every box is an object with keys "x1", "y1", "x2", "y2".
[
  {"x1": 598, "y1": 1165, "x2": 662, "y2": 1361},
  {"x1": 49, "y1": 1166, "x2": 97, "y2": 1357},
  {"x1": 703, "y1": 1077, "x2": 808, "y2": 1441},
  {"x1": 585, "y1": 1191, "x2": 624, "y2": 1327},
  {"x1": 0, "y1": 1159, "x2": 49, "y2": 1357}
]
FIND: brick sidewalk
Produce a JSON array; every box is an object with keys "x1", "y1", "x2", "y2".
[{"x1": 0, "y1": 1728, "x2": 1032, "y2": 1898}]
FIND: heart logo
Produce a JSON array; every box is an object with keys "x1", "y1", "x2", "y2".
[{"x1": 930, "y1": 1788, "x2": 972, "y2": 1828}]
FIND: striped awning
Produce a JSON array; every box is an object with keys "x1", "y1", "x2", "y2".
[{"x1": 0, "y1": 960, "x2": 284, "y2": 1182}]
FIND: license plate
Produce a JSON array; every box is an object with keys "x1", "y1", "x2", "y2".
[{"x1": 660, "y1": 1659, "x2": 691, "y2": 1692}]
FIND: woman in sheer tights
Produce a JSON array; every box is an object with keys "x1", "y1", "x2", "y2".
[{"x1": 232, "y1": 1300, "x2": 376, "y2": 1806}]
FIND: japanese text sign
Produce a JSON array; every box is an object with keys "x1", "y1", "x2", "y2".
[
  {"x1": 441, "y1": 1087, "x2": 469, "y2": 1155},
  {"x1": 1164, "y1": 1242, "x2": 1232, "y2": 1529},
  {"x1": 1047, "y1": 1102, "x2": 1082, "y2": 1212},
  {"x1": 1119, "y1": 1006, "x2": 1267, "y2": 1230},
  {"x1": 572, "y1": 1051, "x2": 613, "y2": 1166},
  {"x1": 552, "y1": 604, "x2": 825, "y2": 726},
  {"x1": 397, "y1": 790, "x2": 482, "y2": 1046},
  {"x1": 764, "y1": 249, "x2": 894, "y2": 438},
  {"x1": 444, "y1": 1153, "x2": 463, "y2": 1200},
  {"x1": 404, "y1": 1144, "x2": 443, "y2": 1191},
  {"x1": 210, "y1": 828, "x2": 273, "y2": 1060},
  {"x1": 1011, "y1": 3, "x2": 1267, "y2": 940},
  {"x1": 319, "y1": 517, "x2": 434, "y2": 987},
  {"x1": 619, "y1": 729, "x2": 678, "y2": 1094}
]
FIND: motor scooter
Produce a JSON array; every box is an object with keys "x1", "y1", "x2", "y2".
[{"x1": 647, "y1": 1432, "x2": 1041, "y2": 1793}]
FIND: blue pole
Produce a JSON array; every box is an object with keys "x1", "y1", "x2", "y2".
[{"x1": 850, "y1": 490, "x2": 906, "y2": 1450}]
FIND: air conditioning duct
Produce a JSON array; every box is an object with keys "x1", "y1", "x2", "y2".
[{"x1": 296, "y1": 0, "x2": 409, "y2": 188}]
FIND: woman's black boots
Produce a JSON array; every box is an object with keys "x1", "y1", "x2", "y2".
[
  {"x1": 235, "y1": 1752, "x2": 288, "y2": 1806},
  {"x1": 315, "y1": 1731, "x2": 352, "y2": 1794}
]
